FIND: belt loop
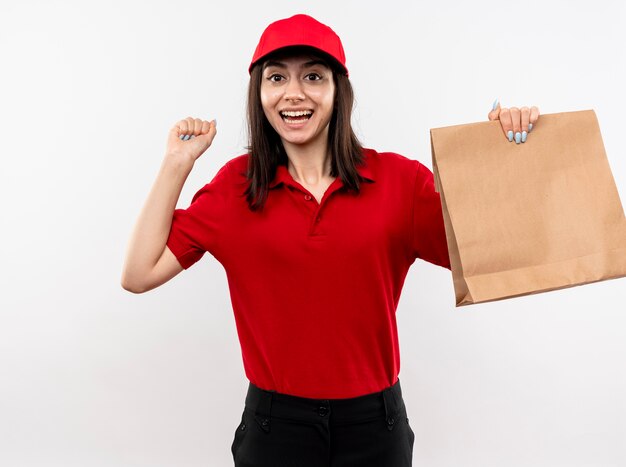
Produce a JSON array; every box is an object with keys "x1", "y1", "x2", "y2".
[
  {"x1": 392, "y1": 378, "x2": 402, "y2": 409},
  {"x1": 254, "y1": 388, "x2": 273, "y2": 433},
  {"x1": 382, "y1": 380, "x2": 400, "y2": 432}
]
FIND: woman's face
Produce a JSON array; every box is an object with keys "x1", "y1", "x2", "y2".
[{"x1": 260, "y1": 54, "x2": 335, "y2": 149}]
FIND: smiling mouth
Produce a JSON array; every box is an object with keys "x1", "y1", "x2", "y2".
[{"x1": 280, "y1": 110, "x2": 314, "y2": 124}]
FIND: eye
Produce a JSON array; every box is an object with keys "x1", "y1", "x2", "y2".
[
  {"x1": 267, "y1": 74, "x2": 284, "y2": 83},
  {"x1": 306, "y1": 73, "x2": 322, "y2": 81}
]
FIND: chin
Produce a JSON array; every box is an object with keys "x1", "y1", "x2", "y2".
[
  {"x1": 283, "y1": 136, "x2": 321, "y2": 147},
  {"x1": 280, "y1": 128, "x2": 329, "y2": 147}
]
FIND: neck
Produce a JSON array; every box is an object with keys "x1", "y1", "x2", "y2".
[{"x1": 282, "y1": 127, "x2": 334, "y2": 185}]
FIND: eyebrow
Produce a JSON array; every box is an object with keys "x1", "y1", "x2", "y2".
[{"x1": 263, "y1": 59, "x2": 329, "y2": 71}]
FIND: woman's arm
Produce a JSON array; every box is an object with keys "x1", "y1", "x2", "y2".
[
  {"x1": 120, "y1": 156, "x2": 191, "y2": 293},
  {"x1": 120, "y1": 118, "x2": 217, "y2": 293}
]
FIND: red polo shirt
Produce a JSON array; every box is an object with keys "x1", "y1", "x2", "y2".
[{"x1": 166, "y1": 148, "x2": 450, "y2": 399}]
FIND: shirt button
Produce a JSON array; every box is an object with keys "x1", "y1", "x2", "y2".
[
  {"x1": 317, "y1": 406, "x2": 329, "y2": 417},
  {"x1": 304, "y1": 194, "x2": 312, "y2": 201}
]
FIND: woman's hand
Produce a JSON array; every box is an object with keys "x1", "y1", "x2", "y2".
[
  {"x1": 165, "y1": 117, "x2": 217, "y2": 167},
  {"x1": 487, "y1": 99, "x2": 540, "y2": 144}
]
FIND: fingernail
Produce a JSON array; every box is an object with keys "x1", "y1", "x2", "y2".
[
  {"x1": 521, "y1": 131, "x2": 527, "y2": 143},
  {"x1": 507, "y1": 130, "x2": 514, "y2": 142},
  {"x1": 515, "y1": 132, "x2": 521, "y2": 144},
  {"x1": 492, "y1": 98, "x2": 499, "y2": 111},
  {"x1": 212, "y1": 118, "x2": 217, "y2": 127},
  {"x1": 528, "y1": 123, "x2": 533, "y2": 132}
]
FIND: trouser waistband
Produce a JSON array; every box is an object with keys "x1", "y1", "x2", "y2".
[{"x1": 244, "y1": 378, "x2": 405, "y2": 433}]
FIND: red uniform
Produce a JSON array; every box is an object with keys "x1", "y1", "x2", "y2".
[{"x1": 166, "y1": 148, "x2": 450, "y2": 399}]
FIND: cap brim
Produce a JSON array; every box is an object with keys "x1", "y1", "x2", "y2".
[{"x1": 249, "y1": 45, "x2": 348, "y2": 77}]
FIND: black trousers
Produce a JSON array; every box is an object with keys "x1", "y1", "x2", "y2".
[{"x1": 230, "y1": 377, "x2": 415, "y2": 467}]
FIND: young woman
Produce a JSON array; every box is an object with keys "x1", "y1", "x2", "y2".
[{"x1": 121, "y1": 13, "x2": 540, "y2": 467}]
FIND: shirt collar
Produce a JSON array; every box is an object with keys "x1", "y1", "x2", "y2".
[{"x1": 269, "y1": 151, "x2": 375, "y2": 189}]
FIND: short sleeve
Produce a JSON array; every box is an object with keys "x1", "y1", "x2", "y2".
[
  {"x1": 411, "y1": 162, "x2": 451, "y2": 270},
  {"x1": 166, "y1": 161, "x2": 232, "y2": 269}
]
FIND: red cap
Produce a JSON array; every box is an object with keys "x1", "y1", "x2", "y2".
[{"x1": 248, "y1": 14, "x2": 348, "y2": 77}]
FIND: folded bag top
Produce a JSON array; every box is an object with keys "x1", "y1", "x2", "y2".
[{"x1": 430, "y1": 109, "x2": 626, "y2": 306}]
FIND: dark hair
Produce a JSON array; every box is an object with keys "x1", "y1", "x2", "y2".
[{"x1": 242, "y1": 46, "x2": 367, "y2": 212}]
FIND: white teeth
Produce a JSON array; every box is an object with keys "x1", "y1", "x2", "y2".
[
  {"x1": 280, "y1": 110, "x2": 313, "y2": 117},
  {"x1": 284, "y1": 117, "x2": 308, "y2": 123}
]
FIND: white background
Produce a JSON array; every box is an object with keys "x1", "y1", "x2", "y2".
[{"x1": 1, "y1": 1, "x2": 625, "y2": 466}]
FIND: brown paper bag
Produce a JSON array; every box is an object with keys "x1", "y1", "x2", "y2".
[{"x1": 430, "y1": 109, "x2": 626, "y2": 306}]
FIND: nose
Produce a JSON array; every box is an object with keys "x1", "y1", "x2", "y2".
[{"x1": 284, "y1": 77, "x2": 305, "y2": 102}]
